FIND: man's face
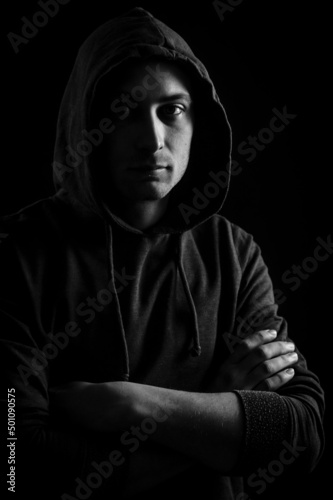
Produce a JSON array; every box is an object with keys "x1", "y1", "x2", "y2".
[{"x1": 104, "y1": 60, "x2": 194, "y2": 202}]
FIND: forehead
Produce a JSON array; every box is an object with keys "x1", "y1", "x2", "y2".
[{"x1": 115, "y1": 58, "x2": 193, "y2": 96}]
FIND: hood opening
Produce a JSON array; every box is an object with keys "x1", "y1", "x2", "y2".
[{"x1": 53, "y1": 7, "x2": 232, "y2": 233}]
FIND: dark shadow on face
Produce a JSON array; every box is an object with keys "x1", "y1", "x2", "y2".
[{"x1": 89, "y1": 55, "x2": 229, "y2": 228}]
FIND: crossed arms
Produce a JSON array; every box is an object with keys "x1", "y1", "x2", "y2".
[
  {"x1": 0, "y1": 222, "x2": 325, "y2": 498},
  {"x1": 50, "y1": 328, "x2": 298, "y2": 496}
]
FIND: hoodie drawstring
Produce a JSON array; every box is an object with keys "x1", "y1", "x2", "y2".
[
  {"x1": 105, "y1": 223, "x2": 201, "y2": 375},
  {"x1": 175, "y1": 234, "x2": 202, "y2": 357},
  {"x1": 105, "y1": 222, "x2": 130, "y2": 379}
]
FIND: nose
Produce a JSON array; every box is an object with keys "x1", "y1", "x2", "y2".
[{"x1": 136, "y1": 111, "x2": 164, "y2": 153}]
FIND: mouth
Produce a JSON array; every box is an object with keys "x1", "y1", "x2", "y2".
[
  {"x1": 127, "y1": 164, "x2": 170, "y2": 180},
  {"x1": 129, "y1": 165, "x2": 170, "y2": 172}
]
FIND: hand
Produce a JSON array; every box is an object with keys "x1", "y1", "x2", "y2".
[
  {"x1": 209, "y1": 329, "x2": 297, "y2": 392},
  {"x1": 49, "y1": 380, "x2": 139, "y2": 432}
]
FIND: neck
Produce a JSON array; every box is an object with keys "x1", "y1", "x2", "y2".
[{"x1": 113, "y1": 197, "x2": 169, "y2": 230}]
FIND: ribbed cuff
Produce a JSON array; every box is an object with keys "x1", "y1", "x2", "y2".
[{"x1": 233, "y1": 390, "x2": 289, "y2": 472}]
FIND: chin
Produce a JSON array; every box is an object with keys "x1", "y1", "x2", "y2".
[{"x1": 127, "y1": 184, "x2": 172, "y2": 201}]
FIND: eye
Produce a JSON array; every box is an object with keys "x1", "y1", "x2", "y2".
[{"x1": 161, "y1": 104, "x2": 185, "y2": 118}]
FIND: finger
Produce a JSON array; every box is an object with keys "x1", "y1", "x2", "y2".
[
  {"x1": 237, "y1": 341, "x2": 296, "y2": 374},
  {"x1": 247, "y1": 351, "x2": 298, "y2": 388},
  {"x1": 254, "y1": 367, "x2": 296, "y2": 391},
  {"x1": 260, "y1": 341, "x2": 295, "y2": 358},
  {"x1": 231, "y1": 329, "x2": 278, "y2": 363}
]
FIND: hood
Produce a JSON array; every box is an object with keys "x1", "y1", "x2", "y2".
[{"x1": 52, "y1": 6, "x2": 232, "y2": 234}]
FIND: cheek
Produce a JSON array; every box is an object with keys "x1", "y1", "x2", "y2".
[
  {"x1": 170, "y1": 125, "x2": 193, "y2": 157},
  {"x1": 179, "y1": 134, "x2": 193, "y2": 163}
]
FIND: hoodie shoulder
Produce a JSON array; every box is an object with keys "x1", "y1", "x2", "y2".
[
  {"x1": 198, "y1": 214, "x2": 259, "y2": 269},
  {"x1": 0, "y1": 198, "x2": 54, "y2": 237},
  {"x1": 0, "y1": 197, "x2": 78, "y2": 253},
  {"x1": 2, "y1": 195, "x2": 65, "y2": 225},
  {"x1": 209, "y1": 214, "x2": 255, "y2": 249},
  {"x1": 0, "y1": 196, "x2": 106, "y2": 255}
]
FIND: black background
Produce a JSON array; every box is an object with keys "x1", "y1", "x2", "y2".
[{"x1": 2, "y1": 0, "x2": 331, "y2": 498}]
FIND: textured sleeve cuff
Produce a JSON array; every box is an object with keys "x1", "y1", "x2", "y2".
[{"x1": 233, "y1": 390, "x2": 290, "y2": 472}]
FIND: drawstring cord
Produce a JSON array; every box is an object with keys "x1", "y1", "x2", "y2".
[
  {"x1": 105, "y1": 222, "x2": 130, "y2": 379},
  {"x1": 175, "y1": 234, "x2": 202, "y2": 357},
  {"x1": 104, "y1": 220, "x2": 201, "y2": 370}
]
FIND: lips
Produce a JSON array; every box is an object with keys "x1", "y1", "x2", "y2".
[
  {"x1": 130, "y1": 165, "x2": 169, "y2": 171},
  {"x1": 127, "y1": 164, "x2": 169, "y2": 180}
]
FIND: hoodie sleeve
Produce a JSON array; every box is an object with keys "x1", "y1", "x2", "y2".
[
  {"x1": 230, "y1": 225, "x2": 325, "y2": 475},
  {"x1": 0, "y1": 230, "x2": 129, "y2": 500}
]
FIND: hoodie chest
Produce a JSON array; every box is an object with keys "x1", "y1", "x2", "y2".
[
  {"x1": 111, "y1": 231, "x2": 224, "y2": 389},
  {"x1": 47, "y1": 226, "x2": 232, "y2": 388}
]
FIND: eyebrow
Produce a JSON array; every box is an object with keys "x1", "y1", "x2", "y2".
[
  {"x1": 158, "y1": 93, "x2": 193, "y2": 103},
  {"x1": 117, "y1": 89, "x2": 192, "y2": 103}
]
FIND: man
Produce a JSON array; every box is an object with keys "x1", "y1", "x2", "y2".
[{"x1": 0, "y1": 7, "x2": 324, "y2": 500}]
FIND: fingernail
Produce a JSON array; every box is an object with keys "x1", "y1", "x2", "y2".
[
  {"x1": 288, "y1": 352, "x2": 298, "y2": 359},
  {"x1": 285, "y1": 342, "x2": 295, "y2": 350},
  {"x1": 286, "y1": 368, "x2": 295, "y2": 374},
  {"x1": 267, "y1": 329, "x2": 277, "y2": 336}
]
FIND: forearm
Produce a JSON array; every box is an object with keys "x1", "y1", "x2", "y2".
[
  {"x1": 129, "y1": 383, "x2": 244, "y2": 473},
  {"x1": 52, "y1": 381, "x2": 244, "y2": 473},
  {"x1": 53, "y1": 324, "x2": 324, "y2": 477}
]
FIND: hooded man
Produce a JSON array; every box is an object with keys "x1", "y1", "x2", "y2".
[{"x1": 0, "y1": 7, "x2": 325, "y2": 500}]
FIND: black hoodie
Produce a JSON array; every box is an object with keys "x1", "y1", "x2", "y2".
[{"x1": 0, "y1": 7, "x2": 325, "y2": 500}]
